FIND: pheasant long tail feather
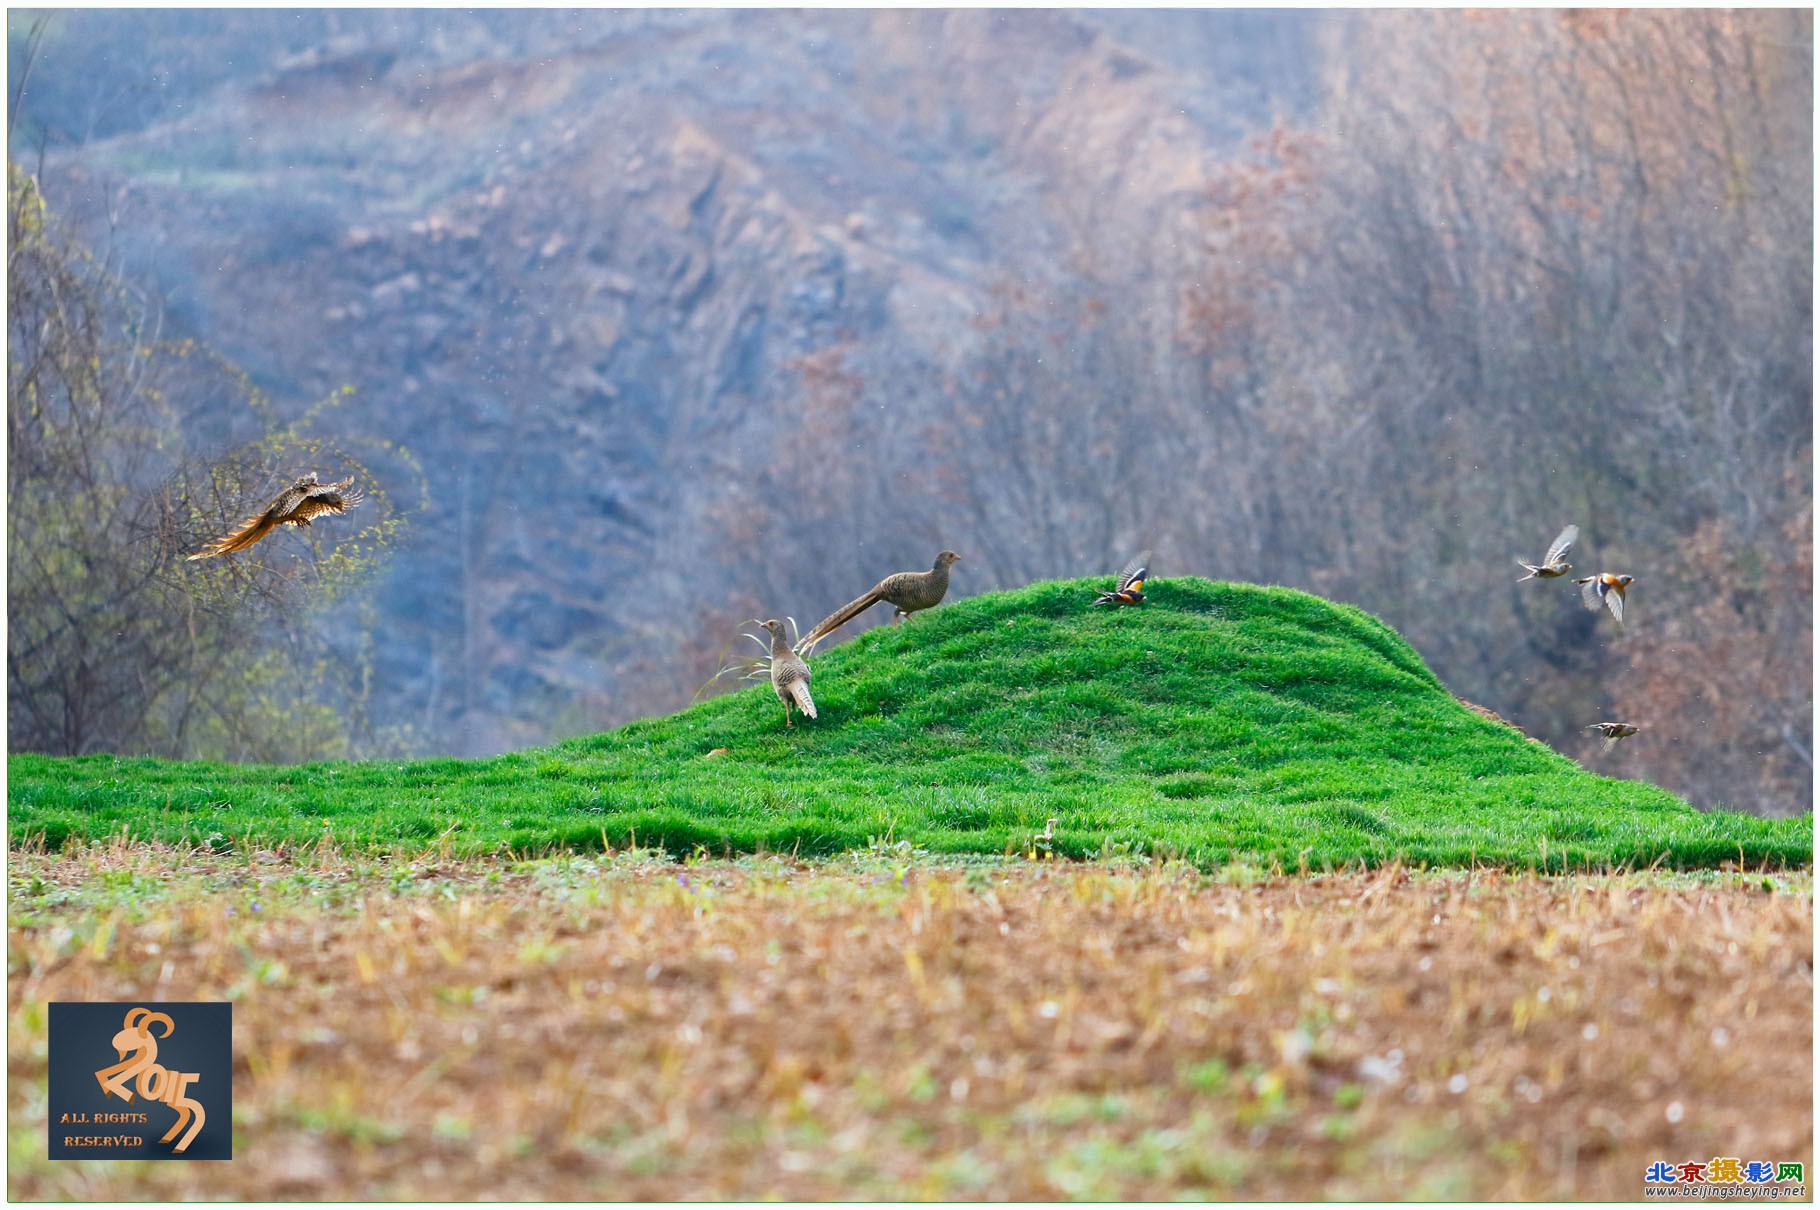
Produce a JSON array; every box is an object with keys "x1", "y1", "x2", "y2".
[
  {"x1": 186, "y1": 513, "x2": 278, "y2": 560},
  {"x1": 796, "y1": 588, "x2": 883, "y2": 654},
  {"x1": 789, "y1": 679, "x2": 817, "y2": 719}
]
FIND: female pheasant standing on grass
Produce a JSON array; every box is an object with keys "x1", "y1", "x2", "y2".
[{"x1": 761, "y1": 618, "x2": 817, "y2": 728}]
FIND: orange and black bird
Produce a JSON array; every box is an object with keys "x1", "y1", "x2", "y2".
[
  {"x1": 187, "y1": 473, "x2": 363, "y2": 560},
  {"x1": 1586, "y1": 721, "x2": 1641, "y2": 752},
  {"x1": 1516, "y1": 524, "x2": 1578, "y2": 581},
  {"x1": 1574, "y1": 572, "x2": 1634, "y2": 625},
  {"x1": 1092, "y1": 549, "x2": 1152, "y2": 607}
]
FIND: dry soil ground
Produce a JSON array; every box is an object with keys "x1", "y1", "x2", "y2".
[{"x1": 7, "y1": 842, "x2": 1812, "y2": 1199}]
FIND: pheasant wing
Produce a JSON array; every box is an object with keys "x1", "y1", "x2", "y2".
[
  {"x1": 1544, "y1": 525, "x2": 1579, "y2": 566},
  {"x1": 284, "y1": 481, "x2": 363, "y2": 526},
  {"x1": 1117, "y1": 549, "x2": 1153, "y2": 594}
]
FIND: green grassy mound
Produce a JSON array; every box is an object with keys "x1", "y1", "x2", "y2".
[{"x1": 9, "y1": 578, "x2": 1809, "y2": 869}]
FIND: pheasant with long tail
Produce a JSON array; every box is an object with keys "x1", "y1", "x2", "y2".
[{"x1": 186, "y1": 473, "x2": 363, "y2": 560}]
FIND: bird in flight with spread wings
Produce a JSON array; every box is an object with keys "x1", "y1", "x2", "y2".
[
  {"x1": 186, "y1": 473, "x2": 363, "y2": 561},
  {"x1": 1574, "y1": 571, "x2": 1634, "y2": 626},
  {"x1": 1092, "y1": 549, "x2": 1152, "y2": 607},
  {"x1": 1585, "y1": 721, "x2": 1641, "y2": 753},
  {"x1": 1516, "y1": 524, "x2": 1578, "y2": 582}
]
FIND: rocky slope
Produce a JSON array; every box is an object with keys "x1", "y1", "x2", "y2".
[{"x1": 22, "y1": 9, "x2": 1322, "y2": 754}]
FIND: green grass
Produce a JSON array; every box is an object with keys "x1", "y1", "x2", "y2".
[{"x1": 8, "y1": 578, "x2": 1810, "y2": 870}]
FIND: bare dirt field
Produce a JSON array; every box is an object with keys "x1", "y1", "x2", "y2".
[{"x1": 8, "y1": 842, "x2": 1812, "y2": 1200}]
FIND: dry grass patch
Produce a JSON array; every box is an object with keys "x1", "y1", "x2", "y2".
[{"x1": 8, "y1": 841, "x2": 1812, "y2": 1199}]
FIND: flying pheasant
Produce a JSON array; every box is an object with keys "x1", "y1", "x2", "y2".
[
  {"x1": 187, "y1": 473, "x2": 363, "y2": 560},
  {"x1": 760, "y1": 618, "x2": 816, "y2": 727},
  {"x1": 1574, "y1": 572, "x2": 1634, "y2": 625},
  {"x1": 796, "y1": 550, "x2": 960, "y2": 655},
  {"x1": 1516, "y1": 524, "x2": 1578, "y2": 582},
  {"x1": 1092, "y1": 549, "x2": 1152, "y2": 607},
  {"x1": 1586, "y1": 721, "x2": 1641, "y2": 752}
]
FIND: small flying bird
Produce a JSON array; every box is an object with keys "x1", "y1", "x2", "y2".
[
  {"x1": 187, "y1": 473, "x2": 363, "y2": 560},
  {"x1": 759, "y1": 618, "x2": 817, "y2": 728},
  {"x1": 1516, "y1": 524, "x2": 1578, "y2": 581},
  {"x1": 1586, "y1": 721, "x2": 1641, "y2": 752},
  {"x1": 1574, "y1": 572, "x2": 1634, "y2": 625},
  {"x1": 1092, "y1": 549, "x2": 1152, "y2": 607}
]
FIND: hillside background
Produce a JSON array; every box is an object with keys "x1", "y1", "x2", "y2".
[{"x1": 7, "y1": 9, "x2": 1810, "y2": 815}]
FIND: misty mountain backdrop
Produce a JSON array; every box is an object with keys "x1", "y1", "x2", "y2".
[{"x1": 8, "y1": 9, "x2": 1810, "y2": 815}]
